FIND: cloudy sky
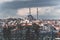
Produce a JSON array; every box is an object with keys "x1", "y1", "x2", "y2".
[{"x1": 0, "y1": 0, "x2": 60, "y2": 19}]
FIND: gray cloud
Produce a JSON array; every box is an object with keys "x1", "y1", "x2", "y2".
[{"x1": 1, "y1": 0, "x2": 60, "y2": 9}]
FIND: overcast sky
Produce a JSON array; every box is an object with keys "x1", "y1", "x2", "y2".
[{"x1": 0, "y1": 0, "x2": 60, "y2": 19}]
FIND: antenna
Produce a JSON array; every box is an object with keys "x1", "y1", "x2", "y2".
[{"x1": 37, "y1": 8, "x2": 38, "y2": 20}]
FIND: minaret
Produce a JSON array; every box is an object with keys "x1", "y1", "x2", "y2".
[
  {"x1": 37, "y1": 8, "x2": 38, "y2": 20},
  {"x1": 29, "y1": 8, "x2": 31, "y2": 15}
]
